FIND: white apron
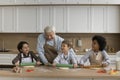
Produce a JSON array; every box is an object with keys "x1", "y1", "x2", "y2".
[
  {"x1": 21, "y1": 53, "x2": 32, "y2": 63},
  {"x1": 59, "y1": 54, "x2": 69, "y2": 64}
]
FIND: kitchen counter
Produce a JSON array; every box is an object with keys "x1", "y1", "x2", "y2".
[
  {"x1": 0, "y1": 51, "x2": 116, "y2": 55},
  {"x1": 0, "y1": 66, "x2": 120, "y2": 79}
]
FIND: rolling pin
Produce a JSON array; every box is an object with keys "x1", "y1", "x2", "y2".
[
  {"x1": 20, "y1": 62, "x2": 36, "y2": 66},
  {"x1": 80, "y1": 65, "x2": 102, "y2": 69}
]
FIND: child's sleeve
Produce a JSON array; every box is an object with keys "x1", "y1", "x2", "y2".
[
  {"x1": 79, "y1": 51, "x2": 90, "y2": 65},
  {"x1": 53, "y1": 54, "x2": 61, "y2": 64},
  {"x1": 12, "y1": 54, "x2": 21, "y2": 64},
  {"x1": 70, "y1": 53, "x2": 77, "y2": 64},
  {"x1": 102, "y1": 50, "x2": 110, "y2": 65}
]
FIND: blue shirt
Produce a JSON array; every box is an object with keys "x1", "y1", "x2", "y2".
[
  {"x1": 37, "y1": 33, "x2": 64, "y2": 64},
  {"x1": 53, "y1": 49, "x2": 77, "y2": 64}
]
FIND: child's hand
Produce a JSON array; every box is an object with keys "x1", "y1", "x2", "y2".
[
  {"x1": 15, "y1": 61, "x2": 19, "y2": 66},
  {"x1": 12, "y1": 66, "x2": 21, "y2": 73},
  {"x1": 79, "y1": 64, "x2": 84, "y2": 68},
  {"x1": 102, "y1": 63, "x2": 108, "y2": 67},
  {"x1": 52, "y1": 63, "x2": 56, "y2": 67},
  {"x1": 36, "y1": 61, "x2": 42, "y2": 66},
  {"x1": 73, "y1": 64, "x2": 78, "y2": 68}
]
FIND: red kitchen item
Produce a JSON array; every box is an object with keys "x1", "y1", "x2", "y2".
[
  {"x1": 97, "y1": 69, "x2": 106, "y2": 73},
  {"x1": 26, "y1": 69, "x2": 34, "y2": 72}
]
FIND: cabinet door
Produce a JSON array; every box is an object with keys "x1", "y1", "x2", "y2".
[
  {"x1": 108, "y1": 0, "x2": 120, "y2": 4},
  {"x1": 107, "y1": 6, "x2": 120, "y2": 33},
  {"x1": 66, "y1": 0, "x2": 90, "y2": 4},
  {"x1": 0, "y1": 0, "x2": 14, "y2": 3},
  {"x1": 16, "y1": 6, "x2": 37, "y2": 32},
  {"x1": 50, "y1": 6, "x2": 66, "y2": 32},
  {"x1": 0, "y1": 54, "x2": 17, "y2": 64},
  {"x1": 0, "y1": 8, "x2": 2, "y2": 32},
  {"x1": 67, "y1": 6, "x2": 90, "y2": 33},
  {"x1": 37, "y1": 6, "x2": 66, "y2": 32},
  {"x1": 2, "y1": 7, "x2": 15, "y2": 32},
  {"x1": 37, "y1": 6, "x2": 50, "y2": 32},
  {"x1": 38, "y1": 0, "x2": 65, "y2": 4},
  {"x1": 91, "y1": 0, "x2": 107, "y2": 4},
  {"x1": 15, "y1": 0, "x2": 35, "y2": 3},
  {"x1": 91, "y1": 6, "x2": 107, "y2": 33}
]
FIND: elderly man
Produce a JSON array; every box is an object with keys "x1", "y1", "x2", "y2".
[{"x1": 37, "y1": 26, "x2": 64, "y2": 65}]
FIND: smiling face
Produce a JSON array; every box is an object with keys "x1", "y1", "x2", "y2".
[
  {"x1": 61, "y1": 43, "x2": 70, "y2": 54},
  {"x1": 92, "y1": 40, "x2": 100, "y2": 52},
  {"x1": 45, "y1": 31, "x2": 55, "y2": 41},
  {"x1": 20, "y1": 43, "x2": 30, "y2": 54}
]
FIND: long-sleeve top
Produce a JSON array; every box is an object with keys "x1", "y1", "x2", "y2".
[
  {"x1": 12, "y1": 51, "x2": 40, "y2": 64},
  {"x1": 37, "y1": 33, "x2": 64, "y2": 64},
  {"x1": 53, "y1": 49, "x2": 78, "y2": 64},
  {"x1": 79, "y1": 49, "x2": 110, "y2": 65}
]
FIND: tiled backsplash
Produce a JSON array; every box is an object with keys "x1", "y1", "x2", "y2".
[{"x1": 0, "y1": 33, "x2": 120, "y2": 54}]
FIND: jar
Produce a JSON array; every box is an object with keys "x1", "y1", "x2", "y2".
[{"x1": 116, "y1": 51, "x2": 120, "y2": 70}]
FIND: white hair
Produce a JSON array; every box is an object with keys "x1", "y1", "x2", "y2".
[{"x1": 44, "y1": 26, "x2": 56, "y2": 33}]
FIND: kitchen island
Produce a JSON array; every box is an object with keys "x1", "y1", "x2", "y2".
[{"x1": 0, "y1": 66, "x2": 120, "y2": 80}]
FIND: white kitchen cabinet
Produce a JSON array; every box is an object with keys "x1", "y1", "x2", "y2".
[
  {"x1": 50, "y1": 6, "x2": 66, "y2": 32},
  {"x1": 91, "y1": 6, "x2": 107, "y2": 33},
  {"x1": 16, "y1": 6, "x2": 37, "y2": 32},
  {"x1": 2, "y1": 7, "x2": 15, "y2": 32},
  {"x1": 107, "y1": 0, "x2": 120, "y2": 4},
  {"x1": 0, "y1": 3, "x2": 119, "y2": 33},
  {"x1": 91, "y1": 0, "x2": 120, "y2": 5},
  {"x1": 91, "y1": 6, "x2": 120, "y2": 33},
  {"x1": 66, "y1": 6, "x2": 90, "y2": 33},
  {"x1": 0, "y1": 0, "x2": 14, "y2": 3},
  {"x1": 37, "y1": 6, "x2": 66, "y2": 32},
  {"x1": 0, "y1": 8, "x2": 2, "y2": 32},
  {"x1": 106, "y1": 6, "x2": 120, "y2": 33},
  {"x1": 66, "y1": 0, "x2": 90, "y2": 4},
  {"x1": 36, "y1": 6, "x2": 50, "y2": 32},
  {"x1": 91, "y1": 0, "x2": 107, "y2": 4},
  {"x1": 15, "y1": 0, "x2": 35, "y2": 3},
  {"x1": 37, "y1": 0, "x2": 65, "y2": 4},
  {"x1": 0, "y1": 7, "x2": 15, "y2": 32},
  {"x1": 0, "y1": 54, "x2": 17, "y2": 64}
]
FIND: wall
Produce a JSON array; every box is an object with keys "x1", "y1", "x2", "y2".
[{"x1": 0, "y1": 33, "x2": 119, "y2": 55}]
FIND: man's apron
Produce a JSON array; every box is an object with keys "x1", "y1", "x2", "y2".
[{"x1": 44, "y1": 40, "x2": 58, "y2": 63}]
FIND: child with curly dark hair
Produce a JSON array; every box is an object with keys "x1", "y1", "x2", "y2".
[{"x1": 79, "y1": 35, "x2": 110, "y2": 67}]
